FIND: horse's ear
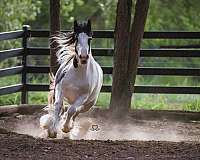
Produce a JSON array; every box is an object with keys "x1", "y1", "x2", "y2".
[
  {"x1": 87, "y1": 19, "x2": 91, "y2": 32},
  {"x1": 73, "y1": 57, "x2": 78, "y2": 68},
  {"x1": 74, "y1": 20, "x2": 78, "y2": 32}
]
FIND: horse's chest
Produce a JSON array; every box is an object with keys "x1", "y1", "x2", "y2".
[
  {"x1": 63, "y1": 80, "x2": 89, "y2": 93},
  {"x1": 62, "y1": 76, "x2": 90, "y2": 104}
]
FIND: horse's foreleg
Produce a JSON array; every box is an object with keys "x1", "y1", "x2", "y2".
[
  {"x1": 61, "y1": 107, "x2": 76, "y2": 133},
  {"x1": 54, "y1": 82, "x2": 63, "y2": 118},
  {"x1": 72, "y1": 100, "x2": 95, "y2": 121},
  {"x1": 61, "y1": 95, "x2": 88, "y2": 133}
]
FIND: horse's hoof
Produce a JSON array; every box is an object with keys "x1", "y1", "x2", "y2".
[
  {"x1": 61, "y1": 126, "x2": 70, "y2": 133},
  {"x1": 61, "y1": 123, "x2": 74, "y2": 133},
  {"x1": 60, "y1": 119, "x2": 74, "y2": 133},
  {"x1": 47, "y1": 129, "x2": 57, "y2": 138}
]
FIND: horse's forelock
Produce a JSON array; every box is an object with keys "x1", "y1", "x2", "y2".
[{"x1": 74, "y1": 21, "x2": 92, "y2": 36}]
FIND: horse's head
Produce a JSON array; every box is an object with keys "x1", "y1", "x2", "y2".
[{"x1": 73, "y1": 20, "x2": 92, "y2": 67}]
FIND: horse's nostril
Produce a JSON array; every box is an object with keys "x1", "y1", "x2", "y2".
[
  {"x1": 79, "y1": 54, "x2": 88, "y2": 59},
  {"x1": 81, "y1": 60, "x2": 87, "y2": 64}
]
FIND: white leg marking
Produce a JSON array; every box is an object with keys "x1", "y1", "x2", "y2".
[{"x1": 47, "y1": 81, "x2": 63, "y2": 138}]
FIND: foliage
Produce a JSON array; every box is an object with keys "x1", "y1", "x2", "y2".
[
  {"x1": 0, "y1": 0, "x2": 42, "y2": 68},
  {"x1": 1, "y1": 0, "x2": 200, "y2": 36},
  {"x1": 146, "y1": 0, "x2": 200, "y2": 31},
  {"x1": 0, "y1": 0, "x2": 41, "y2": 31},
  {"x1": 29, "y1": 0, "x2": 117, "y2": 30},
  {"x1": 0, "y1": 0, "x2": 41, "y2": 49}
]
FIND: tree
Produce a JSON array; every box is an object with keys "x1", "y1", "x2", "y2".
[
  {"x1": 49, "y1": 0, "x2": 60, "y2": 74},
  {"x1": 110, "y1": 0, "x2": 150, "y2": 115},
  {"x1": 109, "y1": 0, "x2": 132, "y2": 114}
]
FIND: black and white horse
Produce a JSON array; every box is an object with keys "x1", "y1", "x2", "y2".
[{"x1": 40, "y1": 20, "x2": 103, "y2": 138}]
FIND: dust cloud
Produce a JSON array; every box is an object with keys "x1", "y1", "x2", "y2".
[
  {"x1": 69, "y1": 117, "x2": 186, "y2": 142},
  {"x1": 10, "y1": 113, "x2": 200, "y2": 142},
  {"x1": 14, "y1": 121, "x2": 42, "y2": 138},
  {"x1": 13, "y1": 116, "x2": 43, "y2": 138}
]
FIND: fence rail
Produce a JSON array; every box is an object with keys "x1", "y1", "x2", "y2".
[
  {"x1": 0, "y1": 30, "x2": 24, "y2": 41},
  {"x1": 0, "y1": 84, "x2": 23, "y2": 96},
  {"x1": 19, "y1": 65, "x2": 200, "y2": 76},
  {"x1": 24, "y1": 84, "x2": 200, "y2": 94},
  {"x1": 0, "y1": 66, "x2": 23, "y2": 77},
  {"x1": 0, "y1": 48, "x2": 23, "y2": 61},
  {"x1": 0, "y1": 26, "x2": 200, "y2": 104},
  {"x1": 28, "y1": 47, "x2": 200, "y2": 57},
  {"x1": 30, "y1": 30, "x2": 200, "y2": 39}
]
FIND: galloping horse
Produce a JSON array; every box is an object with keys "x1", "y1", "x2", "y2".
[{"x1": 40, "y1": 20, "x2": 103, "y2": 138}]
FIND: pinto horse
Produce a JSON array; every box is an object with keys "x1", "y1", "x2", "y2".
[{"x1": 40, "y1": 20, "x2": 103, "y2": 138}]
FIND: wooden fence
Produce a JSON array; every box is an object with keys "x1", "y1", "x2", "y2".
[{"x1": 0, "y1": 25, "x2": 200, "y2": 104}]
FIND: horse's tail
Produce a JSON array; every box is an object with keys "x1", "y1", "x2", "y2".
[
  {"x1": 43, "y1": 72, "x2": 55, "y2": 112},
  {"x1": 49, "y1": 72, "x2": 55, "y2": 90},
  {"x1": 49, "y1": 32, "x2": 75, "y2": 64},
  {"x1": 48, "y1": 72, "x2": 55, "y2": 106},
  {"x1": 44, "y1": 72, "x2": 65, "y2": 115}
]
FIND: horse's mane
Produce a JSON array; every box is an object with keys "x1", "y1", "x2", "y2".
[{"x1": 49, "y1": 31, "x2": 76, "y2": 64}]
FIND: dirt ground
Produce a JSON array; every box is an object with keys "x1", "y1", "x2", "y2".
[
  {"x1": 0, "y1": 131, "x2": 200, "y2": 160},
  {"x1": 0, "y1": 107, "x2": 200, "y2": 160}
]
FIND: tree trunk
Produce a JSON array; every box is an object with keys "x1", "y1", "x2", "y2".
[
  {"x1": 49, "y1": 0, "x2": 60, "y2": 74},
  {"x1": 128, "y1": 0, "x2": 150, "y2": 98},
  {"x1": 109, "y1": 0, "x2": 132, "y2": 114},
  {"x1": 110, "y1": 0, "x2": 149, "y2": 116}
]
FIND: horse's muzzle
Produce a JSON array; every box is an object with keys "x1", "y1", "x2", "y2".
[{"x1": 79, "y1": 54, "x2": 89, "y2": 64}]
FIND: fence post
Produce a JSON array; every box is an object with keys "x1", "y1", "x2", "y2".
[{"x1": 21, "y1": 25, "x2": 30, "y2": 104}]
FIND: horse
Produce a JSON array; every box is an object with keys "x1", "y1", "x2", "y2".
[{"x1": 40, "y1": 20, "x2": 103, "y2": 138}]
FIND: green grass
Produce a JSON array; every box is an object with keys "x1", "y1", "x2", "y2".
[
  {"x1": 0, "y1": 93, "x2": 20, "y2": 105},
  {"x1": 0, "y1": 75, "x2": 21, "y2": 105},
  {"x1": 0, "y1": 75, "x2": 21, "y2": 87},
  {"x1": 96, "y1": 93, "x2": 111, "y2": 109},
  {"x1": 132, "y1": 94, "x2": 200, "y2": 111},
  {"x1": 28, "y1": 92, "x2": 48, "y2": 104},
  {"x1": 183, "y1": 100, "x2": 200, "y2": 112}
]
